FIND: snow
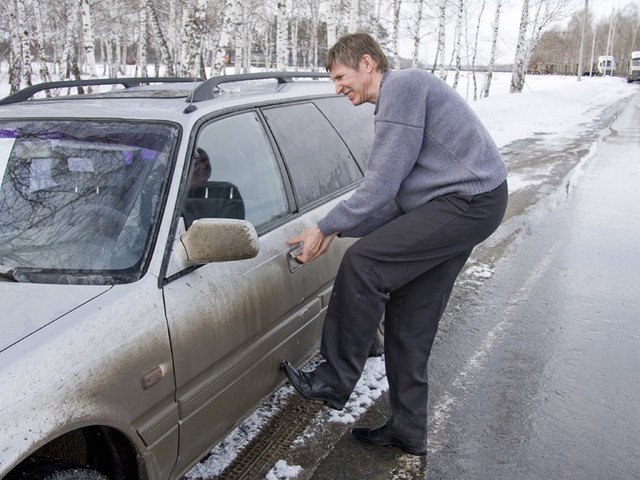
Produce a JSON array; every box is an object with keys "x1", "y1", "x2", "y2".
[{"x1": 1, "y1": 68, "x2": 638, "y2": 478}]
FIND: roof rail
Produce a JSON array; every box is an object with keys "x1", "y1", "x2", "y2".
[
  {"x1": 187, "y1": 71, "x2": 330, "y2": 103},
  {"x1": 0, "y1": 77, "x2": 203, "y2": 106}
]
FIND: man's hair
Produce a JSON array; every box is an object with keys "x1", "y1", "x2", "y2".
[{"x1": 325, "y1": 32, "x2": 389, "y2": 73}]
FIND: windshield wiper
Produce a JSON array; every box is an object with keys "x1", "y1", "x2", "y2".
[{"x1": 0, "y1": 265, "x2": 18, "y2": 282}]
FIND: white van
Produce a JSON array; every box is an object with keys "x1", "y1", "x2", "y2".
[
  {"x1": 628, "y1": 51, "x2": 640, "y2": 83},
  {"x1": 597, "y1": 55, "x2": 616, "y2": 76}
]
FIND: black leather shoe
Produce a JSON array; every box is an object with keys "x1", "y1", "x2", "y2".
[
  {"x1": 281, "y1": 360, "x2": 349, "y2": 410},
  {"x1": 352, "y1": 425, "x2": 427, "y2": 456}
]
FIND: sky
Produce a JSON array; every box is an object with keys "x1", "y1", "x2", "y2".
[{"x1": 181, "y1": 72, "x2": 639, "y2": 479}]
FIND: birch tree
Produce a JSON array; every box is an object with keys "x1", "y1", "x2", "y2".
[
  {"x1": 33, "y1": 0, "x2": 52, "y2": 86},
  {"x1": 325, "y1": 0, "x2": 337, "y2": 47},
  {"x1": 146, "y1": 0, "x2": 174, "y2": 76},
  {"x1": 452, "y1": 0, "x2": 464, "y2": 89},
  {"x1": 137, "y1": 0, "x2": 149, "y2": 77},
  {"x1": 524, "y1": 0, "x2": 571, "y2": 72},
  {"x1": 470, "y1": 0, "x2": 486, "y2": 100},
  {"x1": 391, "y1": 0, "x2": 402, "y2": 69},
  {"x1": 179, "y1": 0, "x2": 207, "y2": 77},
  {"x1": 276, "y1": 1, "x2": 288, "y2": 70},
  {"x1": 349, "y1": 0, "x2": 359, "y2": 32},
  {"x1": 213, "y1": 0, "x2": 234, "y2": 75},
  {"x1": 80, "y1": 0, "x2": 97, "y2": 77},
  {"x1": 61, "y1": 0, "x2": 80, "y2": 79},
  {"x1": 432, "y1": 0, "x2": 447, "y2": 76},
  {"x1": 411, "y1": 0, "x2": 425, "y2": 69},
  {"x1": 8, "y1": 1, "x2": 22, "y2": 93},
  {"x1": 17, "y1": 0, "x2": 33, "y2": 87},
  {"x1": 510, "y1": 0, "x2": 529, "y2": 93},
  {"x1": 483, "y1": 0, "x2": 502, "y2": 98}
]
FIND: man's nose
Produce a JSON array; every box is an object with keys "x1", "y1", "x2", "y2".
[{"x1": 334, "y1": 82, "x2": 344, "y2": 95}]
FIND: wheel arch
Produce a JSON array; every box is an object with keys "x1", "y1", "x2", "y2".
[{"x1": 8, "y1": 426, "x2": 145, "y2": 480}]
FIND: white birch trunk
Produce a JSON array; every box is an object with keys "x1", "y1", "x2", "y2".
[
  {"x1": 137, "y1": 0, "x2": 149, "y2": 77},
  {"x1": 233, "y1": 0, "x2": 244, "y2": 73},
  {"x1": 34, "y1": 0, "x2": 52, "y2": 86},
  {"x1": 452, "y1": 0, "x2": 464, "y2": 89},
  {"x1": 411, "y1": 0, "x2": 425, "y2": 69},
  {"x1": 276, "y1": 1, "x2": 288, "y2": 70},
  {"x1": 348, "y1": 0, "x2": 358, "y2": 33},
  {"x1": 325, "y1": 0, "x2": 336, "y2": 48},
  {"x1": 470, "y1": 0, "x2": 486, "y2": 100},
  {"x1": 432, "y1": 0, "x2": 446, "y2": 76},
  {"x1": 483, "y1": 0, "x2": 501, "y2": 98},
  {"x1": 146, "y1": 0, "x2": 174, "y2": 76},
  {"x1": 80, "y1": 0, "x2": 97, "y2": 78},
  {"x1": 61, "y1": 0, "x2": 79, "y2": 78},
  {"x1": 392, "y1": 0, "x2": 402, "y2": 69},
  {"x1": 180, "y1": 1, "x2": 197, "y2": 76},
  {"x1": 291, "y1": 17, "x2": 299, "y2": 69},
  {"x1": 17, "y1": 0, "x2": 32, "y2": 87},
  {"x1": 510, "y1": 0, "x2": 529, "y2": 93},
  {"x1": 213, "y1": 0, "x2": 234, "y2": 76},
  {"x1": 8, "y1": 1, "x2": 22, "y2": 93}
]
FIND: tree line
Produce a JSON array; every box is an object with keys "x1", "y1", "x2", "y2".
[
  {"x1": 1, "y1": 0, "x2": 638, "y2": 101},
  {"x1": 531, "y1": 3, "x2": 640, "y2": 77}
]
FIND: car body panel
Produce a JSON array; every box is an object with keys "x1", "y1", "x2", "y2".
[{"x1": 0, "y1": 277, "x2": 177, "y2": 478}]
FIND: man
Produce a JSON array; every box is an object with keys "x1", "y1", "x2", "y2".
[
  {"x1": 183, "y1": 147, "x2": 244, "y2": 227},
  {"x1": 281, "y1": 33, "x2": 508, "y2": 456}
]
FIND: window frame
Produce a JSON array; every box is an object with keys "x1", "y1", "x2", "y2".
[{"x1": 260, "y1": 100, "x2": 365, "y2": 214}]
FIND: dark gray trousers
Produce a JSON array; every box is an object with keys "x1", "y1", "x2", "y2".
[{"x1": 315, "y1": 181, "x2": 508, "y2": 443}]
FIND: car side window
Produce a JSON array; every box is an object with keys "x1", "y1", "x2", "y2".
[
  {"x1": 186, "y1": 112, "x2": 288, "y2": 231},
  {"x1": 263, "y1": 102, "x2": 363, "y2": 208},
  {"x1": 314, "y1": 97, "x2": 375, "y2": 171}
]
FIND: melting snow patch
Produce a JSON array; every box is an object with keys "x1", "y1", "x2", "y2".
[{"x1": 265, "y1": 460, "x2": 303, "y2": 479}]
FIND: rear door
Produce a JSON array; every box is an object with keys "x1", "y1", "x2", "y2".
[{"x1": 163, "y1": 98, "x2": 370, "y2": 473}]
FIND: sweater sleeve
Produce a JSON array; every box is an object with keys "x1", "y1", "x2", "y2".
[{"x1": 317, "y1": 72, "x2": 428, "y2": 236}]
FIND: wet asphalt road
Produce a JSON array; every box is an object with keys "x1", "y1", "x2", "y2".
[
  {"x1": 301, "y1": 92, "x2": 640, "y2": 478},
  {"x1": 200, "y1": 91, "x2": 640, "y2": 480}
]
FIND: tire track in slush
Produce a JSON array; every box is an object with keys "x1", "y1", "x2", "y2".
[{"x1": 426, "y1": 248, "x2": 556, "y2": 456}]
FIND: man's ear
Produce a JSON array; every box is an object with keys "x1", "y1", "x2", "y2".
[{"x1": 361, "y1": 54, "x2": 375, "y2": 72}]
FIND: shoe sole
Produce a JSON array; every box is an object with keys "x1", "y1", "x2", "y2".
[{"x1": 352, "y1": 430, "x2": 427, "y2": 456}]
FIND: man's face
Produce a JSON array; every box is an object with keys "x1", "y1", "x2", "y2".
[
  {"x1": 329, "y1": 59, "x2": 373, "y2": 106},
  {"x1": 191, "y1": 150, "x2": 212, "y2": 188}
]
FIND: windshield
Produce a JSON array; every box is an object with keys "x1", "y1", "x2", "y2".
[{"x1": 0, "y1": 120, "x2": 178, "y2": 284}]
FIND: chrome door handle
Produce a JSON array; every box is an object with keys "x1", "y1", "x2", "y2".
[{"x1": 287, "y1": 244, "x2": 304, "y2": 273}]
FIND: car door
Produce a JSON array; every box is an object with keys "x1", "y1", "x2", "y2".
[{"x1": 162, "y1": 105, "x2": 364, "y2": 473}]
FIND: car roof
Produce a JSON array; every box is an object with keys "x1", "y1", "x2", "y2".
[{"x1": 0, "y1": 73, "x2": 337, "y2": 123}]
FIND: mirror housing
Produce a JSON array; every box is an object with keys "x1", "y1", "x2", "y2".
[{"x1": 179, "y1": 218, "x2": 259, "y2": 264}]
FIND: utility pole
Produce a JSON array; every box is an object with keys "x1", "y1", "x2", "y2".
[{"x1": 577, "y1": 0, "x2": 589, "y2": 81}]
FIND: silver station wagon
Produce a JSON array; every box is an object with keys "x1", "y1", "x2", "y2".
[{"x1": 0, "y1": 74, "x2": 375, "y2": 480}]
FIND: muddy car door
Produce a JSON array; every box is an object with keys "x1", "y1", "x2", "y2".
[{"x1": 162, "y1": 106, "x2": 363, "y2": 474}]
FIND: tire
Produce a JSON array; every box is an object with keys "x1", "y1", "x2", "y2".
[
  {"x1": 5, "y1": 457, "x2": 109, "y2": 480},
  {"x1": 368, "y1": 316, "x2": 385, "y2": 357}
]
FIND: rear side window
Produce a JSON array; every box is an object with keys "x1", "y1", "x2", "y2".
[
  {"x1": 314, "y1": 97, "x2": 375, "y2": 170},
  {"x1": 263, "y1": 102, "x2": 362, "y2": 208}
]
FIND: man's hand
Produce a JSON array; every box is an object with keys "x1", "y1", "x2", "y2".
[{"x1": 287, "y1": 225, "x2": 337, "y2": 263}]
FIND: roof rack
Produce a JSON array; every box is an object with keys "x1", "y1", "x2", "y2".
[
  {"x1": 0, "y1": 77, "x2": 203, "y2": 105},
  {"x1": 187, "y1": 71, "x2": 330, "y2": 103}
]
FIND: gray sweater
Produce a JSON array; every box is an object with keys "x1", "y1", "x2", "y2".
[{"x1": 317, "y1": 69, "x2": 508, "y2": 237}]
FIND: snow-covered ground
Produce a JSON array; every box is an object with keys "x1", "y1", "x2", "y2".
[{"x1": 2, "y1": 69, "x2": 638, "y2": 479}]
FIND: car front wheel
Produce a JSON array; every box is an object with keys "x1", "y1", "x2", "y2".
[{"x1": 6, "y1": 457, "x2": 109, "y2": 480}]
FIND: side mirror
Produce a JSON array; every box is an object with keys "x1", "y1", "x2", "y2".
[{"x1": 179, "y1": 218, "x2": 259, "y2": 264}]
